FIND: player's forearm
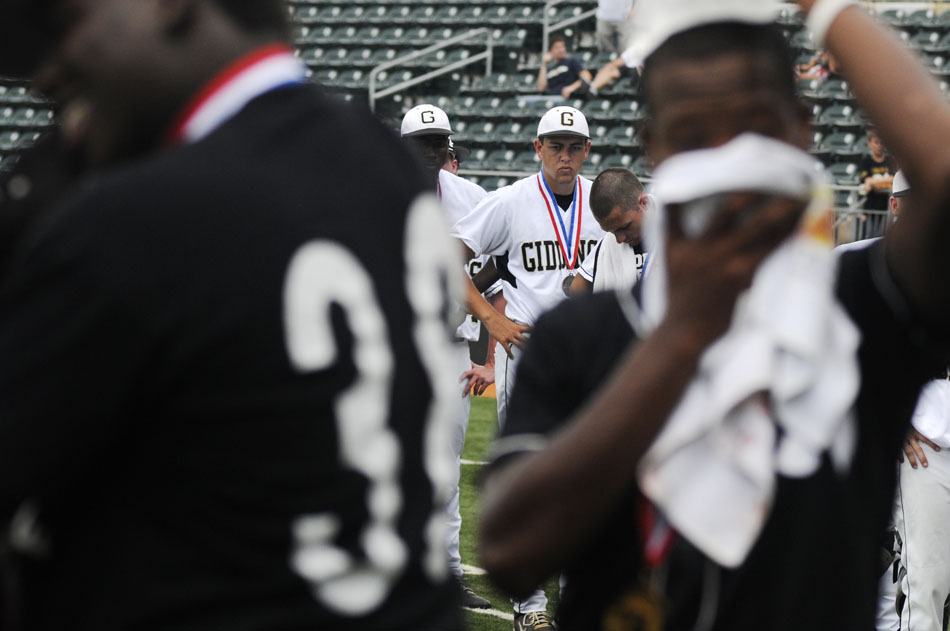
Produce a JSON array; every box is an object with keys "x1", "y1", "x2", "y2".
[
  {"x1": 817, "y1": 3, "x2": 950, "y2": 321},
  {"x1": 479, "y1": 320, "x2": 706, "y2": 597},
  {"x1": 464, "y1": 275, "x2": 499, "y2": 323},
  {"x1": 820, "y1": 4, "x2": 950, "y2": 180},
  {"x1": 569, "y1": 274, "x2": 592, "y2": 296},
  {"x1": 471, "y1": 259, "x2": 500, "y2": 294}
]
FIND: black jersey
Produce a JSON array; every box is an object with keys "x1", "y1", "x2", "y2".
[
  {"x1": 493, "y1": 240, "x2": 949, "y2": 630},
  {"x1": 0, "y1": 84, "x2": 461, "y2": 630}
]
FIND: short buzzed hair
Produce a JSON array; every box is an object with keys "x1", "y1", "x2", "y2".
[
  {"x1": 590, "y1": 168, "x2": 644, "y2": 220},
  {"x1": 641, "y1": 21, "x2": 797, "y2": 115}
]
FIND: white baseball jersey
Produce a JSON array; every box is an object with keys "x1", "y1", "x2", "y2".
[
  {"x1": 577, "y1": 235, "x2": 648, "y2": 291},
  {"x1": 439, "y1": 169, "x2": 489, "y2": 341},
  {"x1": 911, "y1": 378, "x2": 950, "y2": 448},
  {"x1": 596, "y1": 0, "x2": 634, "y2": 21},
  {"x1": 452, "y1": 172, "x2": 605, "y2": 325}
]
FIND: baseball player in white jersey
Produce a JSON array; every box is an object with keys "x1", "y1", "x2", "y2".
[
  {"x1": 451, "y1": 106, "x2": 605, "y2": 630},
  {"x1": 401, "y1": 104, "x2": 493, "y2": 610},
  {"x1": 571, "y1": 167, "x2": 651, "y2": 294},
  {"x1": 868, "y1": 172, "x2": 950, "y2": 631},
  {"x1": 892, "y1": 369, "x2": 950, "y2": 631}
]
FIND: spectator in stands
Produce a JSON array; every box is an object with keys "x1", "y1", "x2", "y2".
[
  {"x1": 596, "y1": 0, "x2": 635, "y2": 55},
  {"x1": 859, "y1": 127, "x2": 897, "y2": 209},
  {"x1": 537, "y1": 35, "x2": 594, "y2": 99},
  {"x1": 796, "y1": 49, "x2": 839, "y2": 81},
  {"x1": 858, "y1": 127, "x2": 897, "y2": 237}
]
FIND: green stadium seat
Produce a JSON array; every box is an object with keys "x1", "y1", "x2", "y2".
[
  {"x1": 876, "y1": 8, "x2": 915, "y2": 28},
  {"x1": 322, "y1": 47, "x2": 352, "y2": 67},
  {"x1": 463, "y1": 146, "x2": 489, "y2": 169},
  {"x1": 476, "y1": 176, "x2": 514, "y2": 192},
  {"x1": 377, "y1": 27, "x2": 406, "y2": 46},
  {"x1": 11, "y1": 107, "x2": 54, "y2": 129},
  {"x1": 354, "y1": 25, "x2": 383, "y2": 43},
  {"x1": 817, "y1": 103, "x2": 864, "y2": 131},
  {"x1": 588, "y1": 124, "x2": 609, "y2": 145},
  {"x1": 496, "y1": 120, "x2": 528, "y2": 145},
  {"x1": 790, "y1": 29, "x2": 818, "y2": 52},
  {"x1": 510, "y1": 4, "x2": 545, "y2": 26},
  {"x1": 909, "y1": 30, "x2": 949, "y2": 53},
  {"x1": 328, "y1": 26, "x2": 360, "y2": 44},
  {"x1": 415, "y1": 6, "x2": 447, "y2": 25},
  {"x1": 0, "y1": 130, "x2": 40, "y2": 152},
  {"x1": 511, "y1": 151, "x2": 541, "y2": 173},
  {"x1": 457, "y1": 6, "x2": 487, "y2": 23},
  {"x1": 599, "y1": 153, "x2": 635, "y2": 171},
  {"x1": 484, "y1": 6, "x2": 513, "y2": 25},
  {"x1": 0, "y1": 153, "x2": 17, "y2": 172},
  {"x1": 818, "y1": 131, "x2": 862, "y2": 160},
  {"x1": 827, "y1": 161, "x2": 861, "y2": 186},
  {"x1": 818, "y1": 77, "x2": 855, "y2": 103},
  {"x1": 0, "y1": 106, "x2": 14, "y2": 129},
  {"x1": 631, "y1": 155, "x2": 653, "y2": 178},
  {"x1": 292, "y1": 6, "x2": 323, "y2": 25},
  {"x1": 584, "y1": 98, "x2": 612, "y2": 123},
  {"x1": 369, "y1": 48, "x2": 401, "y2": 67},
  {"x1": 465, "y1": 121, "x2": 498, "y2": 144},
  {"x1": 610, "y1": 99, "x2": 645, "y2": 124},
  {"x1": 296, "y1": 46, "x2": 324, "y2": 69},
  {"x1": 485, "y1": 148, "x2": 517, "y2": 170},
  {"x1": 605, "y1": 124, "x2": 639, "y2": 150}
]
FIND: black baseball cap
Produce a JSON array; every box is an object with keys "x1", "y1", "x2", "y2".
[
  {"x1": 447, "y1": 138, "x2": 470, "y2": 164},
  {"x1": 0, "y1": 0, "x2": 57, "y2": 78}
]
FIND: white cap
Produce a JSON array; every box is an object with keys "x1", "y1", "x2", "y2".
[
  {"x1": 623, "y1": 0, "x2": 781, "y2": 67},
  {"x1": 537, "y1": 106, "x2": 590, "y2": 140},
  {"x1": 891, "y1": 169, "x2": 910, "y2": 197},
  {"x1": 401, "y1": 104, "x2": 454, "y2": 137}
]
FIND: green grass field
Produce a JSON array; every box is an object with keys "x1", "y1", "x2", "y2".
[{"x1": 459, "y1": 396, "x2": 559, "y2": 631}]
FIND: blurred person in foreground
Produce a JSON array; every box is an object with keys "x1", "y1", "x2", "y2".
[
  {"x1": 478, "y1": 0, "x2": 950, "y2": 629},
  {"x1": 0, "y1": 0, "x2": 465, "y2": 629}
]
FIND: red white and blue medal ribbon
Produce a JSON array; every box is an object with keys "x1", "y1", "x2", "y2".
[
  {"x1": 166, "y1": 44, "x2": 307, "y2": 145},
  {"x1": 536, "y1": 172, "x2": 583, "y2": 270}
]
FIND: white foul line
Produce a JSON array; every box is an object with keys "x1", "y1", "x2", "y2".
[
  {"x1": 461, "y1": 563, "x2": 486, "y2": 575},
  {"x1": 465, "y1": 606, "x2": 514, "y2": 621},
  {"x1": 461, "y1": 458, "x2": 488, "y2": 466},
  {"x1": 460, "y1": 564, "x2": 513, "y2": 619}
]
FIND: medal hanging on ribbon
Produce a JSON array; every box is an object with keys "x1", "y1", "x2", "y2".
[{"x1": 536, "y1": 173, "x2": 583, "y2": 270}]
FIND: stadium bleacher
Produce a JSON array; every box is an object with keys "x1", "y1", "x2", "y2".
[{"x1": 4, "y1": 0, "x2": 950, "y2": 209}]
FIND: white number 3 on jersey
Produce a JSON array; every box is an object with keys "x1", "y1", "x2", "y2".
[{"x1": 282, "y1": 195, "x2": 459, "y2": 617}]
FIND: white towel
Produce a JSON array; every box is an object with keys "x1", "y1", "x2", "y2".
[
  {"x1": 592, "y1": 195, "x2": 655, "y2": 292},
  {"x1": 623, "y1": 0, "x2": 781, "y2": 67},
  {"x1": 636, "y1": 134, "x2": 861, "y2": 567}
]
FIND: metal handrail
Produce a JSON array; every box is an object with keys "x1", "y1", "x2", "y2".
[
  {"x1": 369, "y1": 28, "x2": 494, "y2": 112},
  {"x1": 542, "y1": 0, "x2": 598, "y2": 56}
]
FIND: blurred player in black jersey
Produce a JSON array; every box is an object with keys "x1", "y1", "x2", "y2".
[
  {"x1": 0, "y1": 0, "x2": 463, "y2": 629},
  {"x1": 479, "y1": 1, "x2": 950, "y2": 630}
]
